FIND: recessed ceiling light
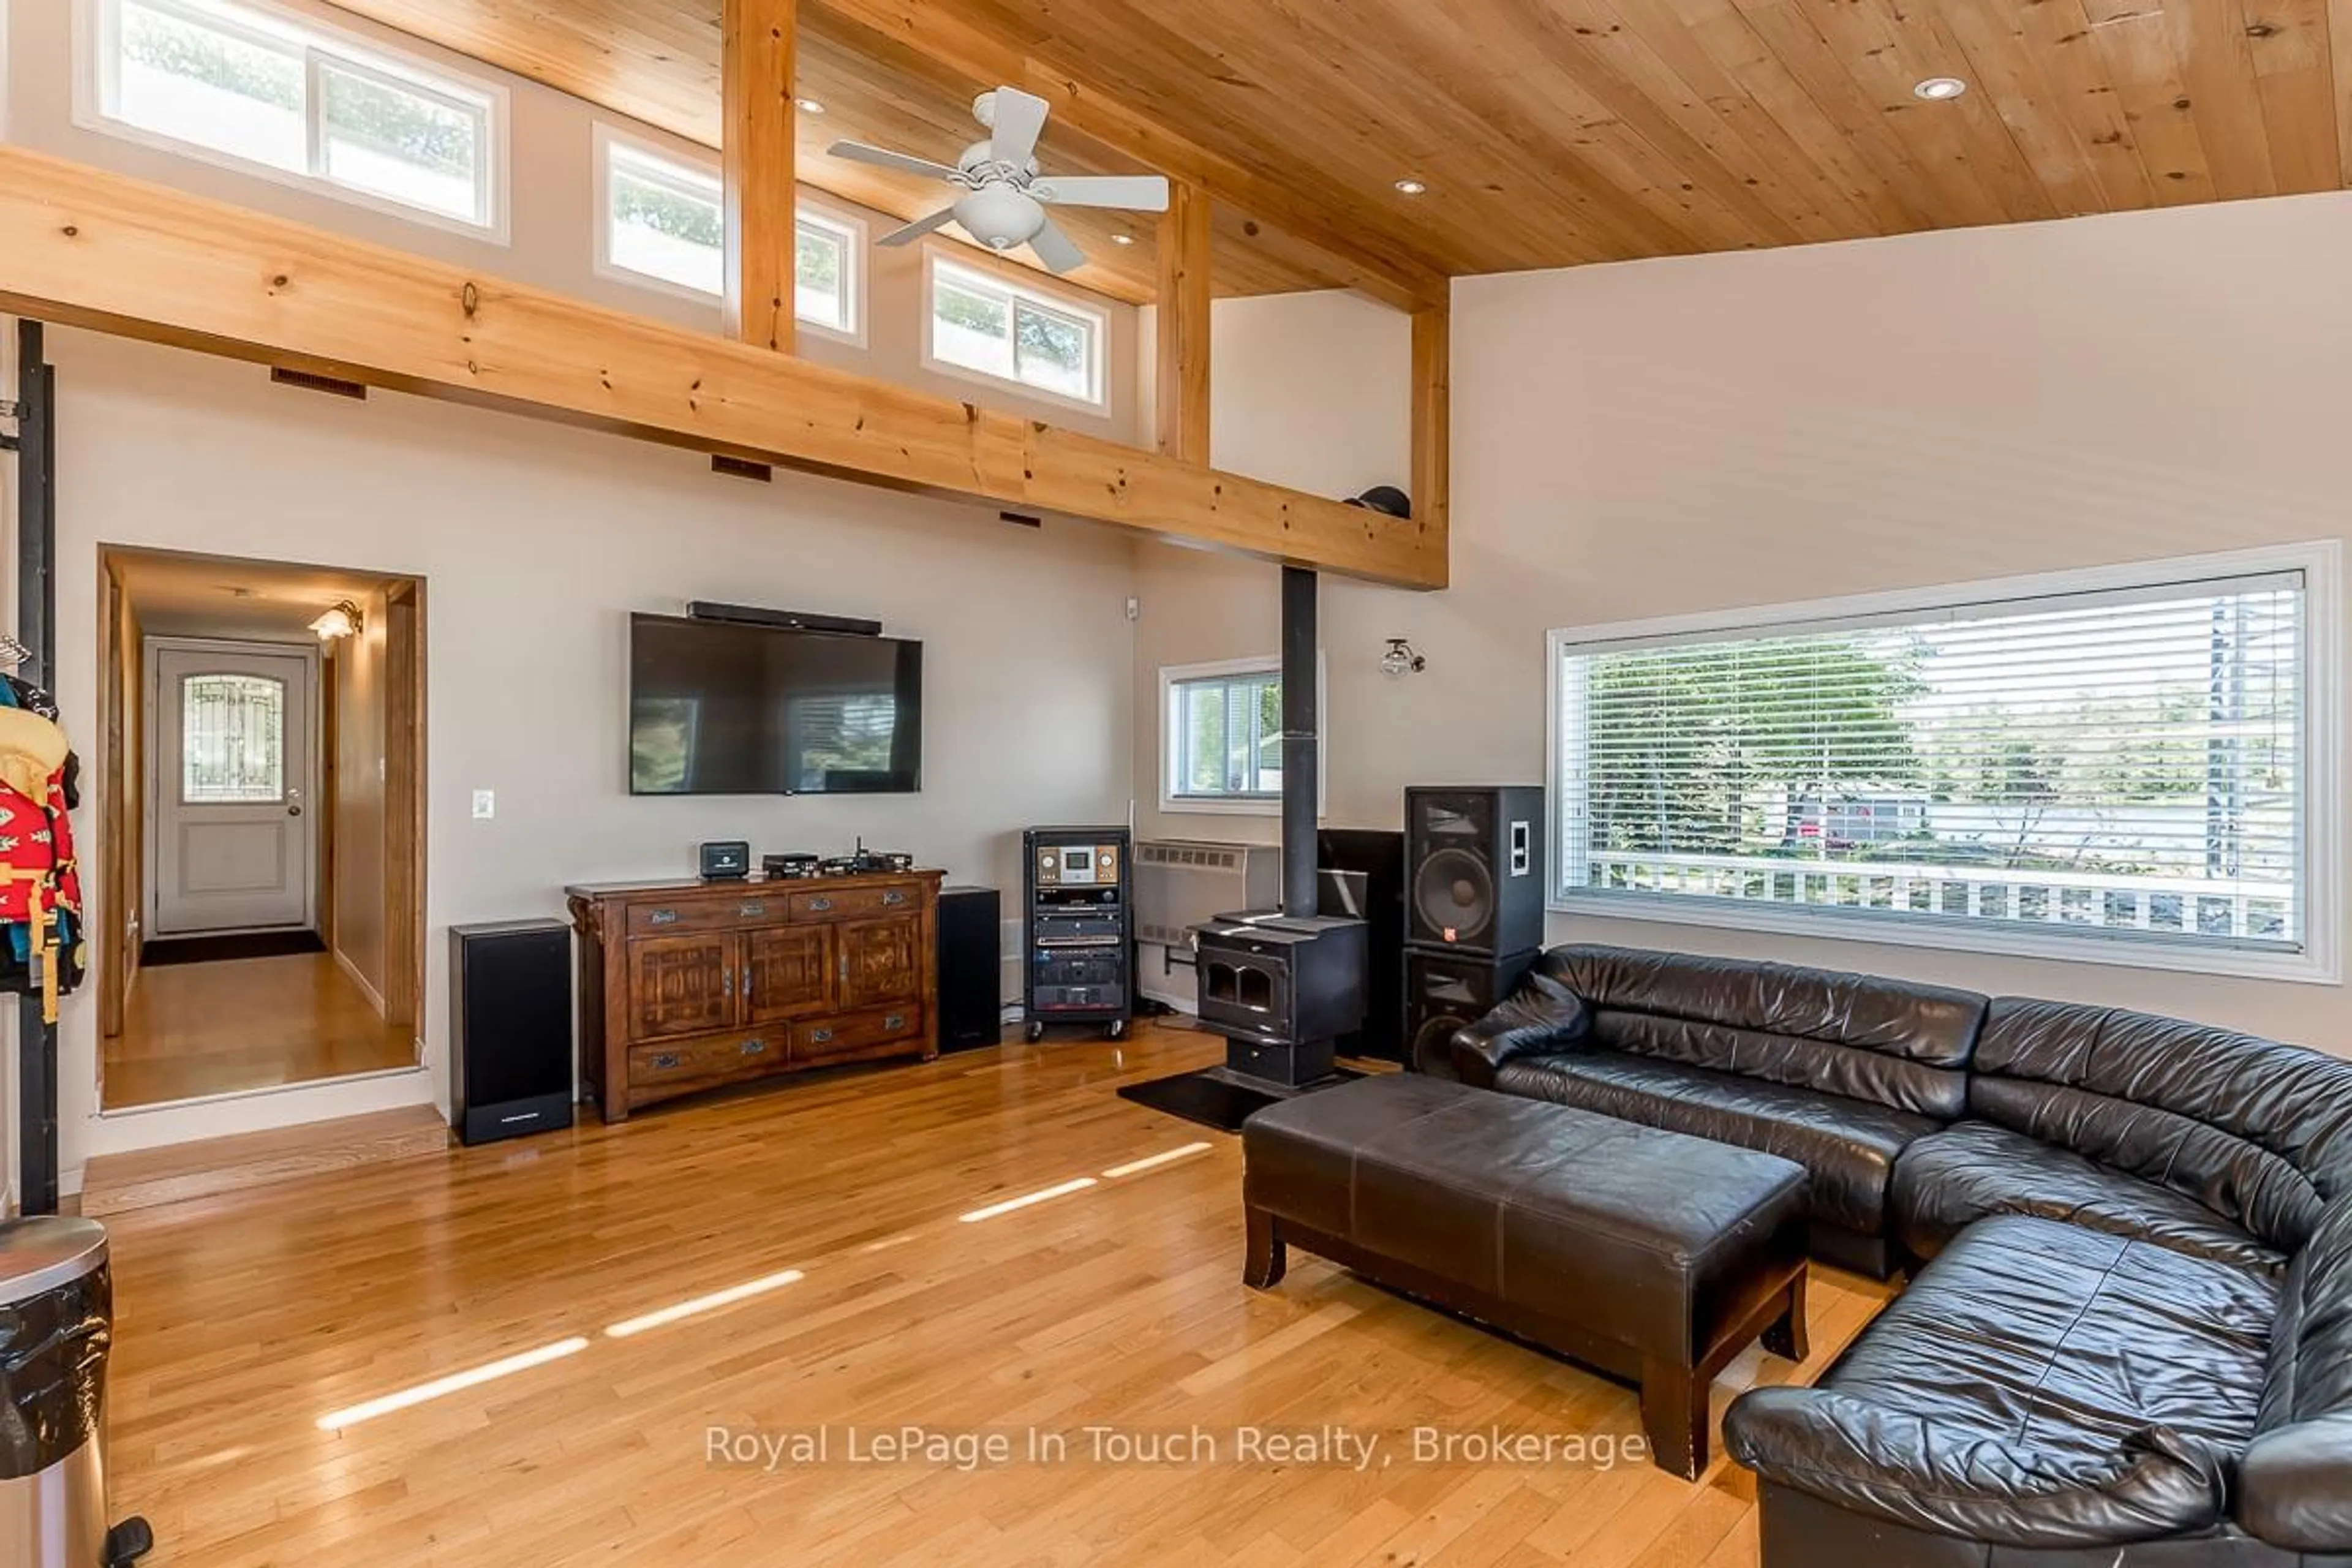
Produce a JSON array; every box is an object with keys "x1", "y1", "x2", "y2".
[
  {"x1": 1393, "y1": 178, "x2": 1428, "y2": 195},
  {"x1": 794, "y1": 97, "x2": 826, "y2": 114},
  {"x1": 1913, "y1": 77, "x2": 1967, "y2": 101},
  {"x1": 1110, "y1": 233, "x2": 1134, "y2": 246}
]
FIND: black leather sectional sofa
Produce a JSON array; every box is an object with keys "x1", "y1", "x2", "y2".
[{"x1": 1442, "y1": 944, "x2": 2352, "y2": 1567}]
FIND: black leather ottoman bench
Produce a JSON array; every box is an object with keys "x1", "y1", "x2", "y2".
[{"x1": 1242, "y1": 1073, "x2": 1812, "y2": 1477}]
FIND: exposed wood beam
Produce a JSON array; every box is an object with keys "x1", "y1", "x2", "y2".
[
  {"x1": 799, "y1": 0, "x2": 1450, "y2": 311},
  {"x1": 0, "y1": 147, "x2": 1442, "y2": 589},
  {"x1": 1411, "y1": 300, "x2": 1450, "y2": 548},
  {"x1": 1155, "y1": 179, "x2": 1213, "y2": 463},
  {"x1": 723, "y1": 0, "x2": 798, "y2": 351}
]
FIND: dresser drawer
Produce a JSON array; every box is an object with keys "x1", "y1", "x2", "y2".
[
  {"x1": 796, "y1": 1006, "x2": 925, "y2": 1063},
  {"x1": 788, "y1": 883, "x2": 920, "y2": 923},
  {"x1": 624, "y1": 893, "x2": 791, "y2": 935},
  {"x1": 628, "y1": 1030, "x2": 785, "y2": 1090}
]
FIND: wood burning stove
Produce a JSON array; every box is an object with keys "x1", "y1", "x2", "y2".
[
  {"x1": 1194, "y1": 914, "x2": 1368, "y2": 1087},
  {"x1": 1191, "y1": 566, "x2": 1368, "y2": 1090}
]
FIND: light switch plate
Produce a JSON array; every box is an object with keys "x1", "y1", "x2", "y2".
[{"x1": 472, "y1": 788, "x2": 496, "y2": 820}]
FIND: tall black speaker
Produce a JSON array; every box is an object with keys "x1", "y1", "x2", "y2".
[
  {"x1": 1406, "y1": 947, "x2": 1537, "y2": 1077},
  {"x1": 1318, "y1": 827, "x2": 1405, "y2": 1063},
  {"x1": 449, "y1": 919, "x2": 576, "y2": 1146},
  {"x1": 938, "y1": 885, "x2": 1002, "y2": 1052},
  {"x1": 1405, "y1": 785, "x2": 1547, "y2": 957}
]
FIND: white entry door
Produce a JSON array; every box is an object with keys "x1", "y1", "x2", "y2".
[{"x1": 151, "y1": 642, "x2": 316, "y2": 936}]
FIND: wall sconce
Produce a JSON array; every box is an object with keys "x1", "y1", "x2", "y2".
[
  {"x1": 310, "y1": 600, "x2": 363, "y2": 640},
  {"x1": 1381, "y1": 637, "x2": 1427, "y2": 677}
]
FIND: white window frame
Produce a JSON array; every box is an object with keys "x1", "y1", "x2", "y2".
[
  {"x1": 1159, "y1": 655, "x2": 1328, "y2": 817},
  {"x1": 922, "y1": 249, "x2": 1110, "y2": 415},
  {"x1": 590, "y1": 126, "x2": 866, "y2": 345},
  {"x1": 74, "y1": 0, "x2": 510, "y2": 241},
  {"x1": 1545, "y1": 541, "x2": 2343, "y2": 984}
]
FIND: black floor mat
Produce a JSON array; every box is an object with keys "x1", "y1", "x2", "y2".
[
  {"x1": 1117, "y1": 1065, "x2": 1364, "y2": 1134},
  {"x1": 141, "y1": 930, "x2": 327, "y2": 967}
]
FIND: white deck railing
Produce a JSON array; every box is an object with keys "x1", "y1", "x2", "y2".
[{"x1": 1579, "y1": 850, "x2": 2293, "y2": 941}]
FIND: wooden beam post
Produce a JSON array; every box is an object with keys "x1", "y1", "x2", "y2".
[
  {"x1": 1411, "y1": 298, "x2": 1450, "y2": 544},
  {"x1": 723, "y1": 0, "x2": 797, "y2": 352},
  {"x1": 0, "y1": 145, "x2": 1446, "y2": 588},
  {"x1": 1156, "y1": 179, "x2": 1213, "y2": 463}
]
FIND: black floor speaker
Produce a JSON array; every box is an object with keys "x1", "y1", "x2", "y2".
[
  {"x1": 449, "y1": 919, "x2": 576, "y2": 1145},
  {"x1": 938, "y1": 885, "x2": 1003, "y2": 1051},
  {"x1": 1406, "y1": 785, "x2": 1547, "y2": 958},
  {"x1": 1406, "y1": 947, "x2": 1538, "y2": 1077},
  {"x1": 1318, "y1": 827, "x2": 1405, "y2": 1063}
]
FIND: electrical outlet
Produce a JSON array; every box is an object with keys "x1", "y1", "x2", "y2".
[{"x1": 472, "y1": 788, "x2": 496, "y2": 820}]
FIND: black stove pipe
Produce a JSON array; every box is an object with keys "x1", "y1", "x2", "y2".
[{"x1": 1281, "y1": 565, "x2": 1319, "y2": 919}]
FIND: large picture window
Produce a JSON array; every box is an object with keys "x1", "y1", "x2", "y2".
[
  {"x1": 1548, "y1": 546, "x2": 2339, "y2": 981},
  {"x1": 82, "y1": 0, "x2": 504, "y2": 233},
  {"x1": 595, "y1": 131, "x2": 861, "y2": 339}
]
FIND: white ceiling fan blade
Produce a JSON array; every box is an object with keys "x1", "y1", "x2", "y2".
[
  {"x1": 878, "y1": 208, "x2": 958, "y2": 247},
  {"x1": 987, "y1": 87, "x2": 1052, "y2": 168},
  {"x1": 1029, "y1": 217, "x2": 1087, "y2": 274},
  {"x1": 1031, "y1": 174, "x2": 1170, "y2": 213},
  {"x1": 826, "y1": 140, "x2": 963, "y2": 182}
]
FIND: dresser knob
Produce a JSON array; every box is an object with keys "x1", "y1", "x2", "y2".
[
  {"x1": 809, "y1": 897, "x2": 833, "y2": 913},
  {"x1": 739, "y1": 900, "x2": 766, "y2": 918},
  {"x1": 882, "y1": 891, "x2": 906, "y2": 907},
  {"x1": 809, "y1": 1028, "x2": 833, "y2": 1045},
  {"x1": 885, "y1": 1014, "x2": 906, "y2": 1031},
  {"x1": 741, "y1": 1039, "x2": 767, "y2": 1056},
  {"x1": 652, "y1": 1053, "x2": 681, "y2": 1071},
  {"x1": 649, "y1": 908, "x2": 679, "y2": 926}
]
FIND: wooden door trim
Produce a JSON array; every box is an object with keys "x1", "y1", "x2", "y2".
[{"x1": 383, "y1": 581, "x2": 425, "y2": 1041}]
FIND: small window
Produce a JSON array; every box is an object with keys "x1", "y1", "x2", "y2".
[
  {"x1": 926, "y1": 257, "x2": 1106, "y2": 410},
  {"x1": 1548, "y1": 545, "x2": 2338, "y2": 982},
  {"x1": 1159, "y1": 658, "x2": 1327, "y2": 815},
  {"x1": 597, "y1": 132, "x2": 862, "y2": 339},
  {"x1": 84, "y1": 0, "x2": 503, "y2": 233},
  {"x1": 181, "y1": 673, "x2": 286, "y2": 803}
]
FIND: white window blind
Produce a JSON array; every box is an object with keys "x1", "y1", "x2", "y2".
[{"x1": 1552, "y1": 561, "x2": 2321, "y2": 973}]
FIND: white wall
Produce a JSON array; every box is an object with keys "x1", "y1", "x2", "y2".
[
  {"x1": 1135, "y1": 290, "x2": 1412, "y2": 499},
  {"x1": 1137, "y1": 194, "x2": 2352, "y2": 1052},
  {"x1": 45, "y1": 329, "x2": 1139, "y2": 1183},
  {"x1": 1, "y1": 0, "x2": 1142, "y2": 444}
]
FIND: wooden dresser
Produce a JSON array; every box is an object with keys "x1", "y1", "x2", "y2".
[{"x1": 567, "y1": 870, "x2": 941, "y2": 1121}]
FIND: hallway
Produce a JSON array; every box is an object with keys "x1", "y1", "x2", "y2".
[{"x1": 104, "y1": 952, "x2": 415, "y2": 1107}]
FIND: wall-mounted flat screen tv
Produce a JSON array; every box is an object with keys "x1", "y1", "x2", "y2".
[{"x1": 629, "y1": 612, "x2": 923, "y2": 795}]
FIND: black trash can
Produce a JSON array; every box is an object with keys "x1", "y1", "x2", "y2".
[{"x1": 0, "y1": 1217, "x2": 148, "y2": 1567}]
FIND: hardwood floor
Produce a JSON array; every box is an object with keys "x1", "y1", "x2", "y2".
[
  {"x1": 104, "y1": 1020, "x2": 1890, "y2": 1566},
  {"x1": 105, "y1": 952, "x2": 417, "y2": 1108}
]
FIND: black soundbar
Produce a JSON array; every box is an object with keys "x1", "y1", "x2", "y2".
[{"x1": 687, "y1": 600, "x2": 882, "y2": 636}]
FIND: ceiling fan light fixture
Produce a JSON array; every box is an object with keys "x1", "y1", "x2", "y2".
[
  {"x1": 1913, "y1": 76, "x2": 1967, "y2": 100},
  {"x1": 953, "y1": 183, "x2": 1048, "y2": 249},
  {"x1": 1393, "y1": 178, "x2": 1428, "y2": 195}
]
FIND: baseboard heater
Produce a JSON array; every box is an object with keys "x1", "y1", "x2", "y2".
[{"x1": 1134, "y1": 840, "x2": 1281, "y2": 951}]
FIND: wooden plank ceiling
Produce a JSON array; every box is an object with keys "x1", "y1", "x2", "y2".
[{"x1": 336, "y1": 0, "x2": 2351, "y2": 306}]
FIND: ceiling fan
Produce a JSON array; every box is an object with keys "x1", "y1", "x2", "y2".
[{"x1": 826, "y1": 86, "x2": 1169, "y2": 273}]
